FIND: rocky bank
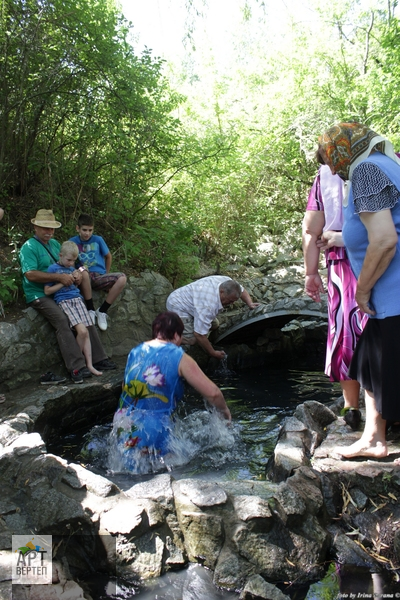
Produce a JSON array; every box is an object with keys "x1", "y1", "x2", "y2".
[
  {"x1": 1, "y1": 258, "x2": 400, "y2": 599},
  {"x1": 0, "y1": 262, "x2": 327, "y2": 392},
  {"x1": 0, "y1": 379, "x2": 400, "y2": 599}
]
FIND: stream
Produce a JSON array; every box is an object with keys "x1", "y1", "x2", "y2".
[
  {"x1": 48, "y1": 367, "x2": 399, "y2": 599},
  {"x1": 52, "y1": 366, "x2": 343, "y2": 483}
]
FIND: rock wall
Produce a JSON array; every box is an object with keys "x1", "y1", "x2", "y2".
[
  {"x1": 1, "y1": 385, "x2": 400, "y2": 600},
  {"x1": 0, "y1": 271, "x2": 173, "y2": 391},
  {"x1": 0, "y1": 261, "x2": 328, "y2": 391}
]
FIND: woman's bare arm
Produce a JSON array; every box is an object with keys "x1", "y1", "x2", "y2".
[{"x1": 178, "y1": 353, "x2": 231, "y2": 421}]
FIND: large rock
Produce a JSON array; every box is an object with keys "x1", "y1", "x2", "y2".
[{"x1": 1, "y1": 386, "x2": 400, "y2": 597}]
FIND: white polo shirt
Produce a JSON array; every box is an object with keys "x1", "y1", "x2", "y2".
[{"x1": 166, "y1": 276, "x2": 237, "y2": 335}]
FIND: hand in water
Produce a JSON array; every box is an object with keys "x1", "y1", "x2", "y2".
[{"x1": 220, "y1": 406, "x2": 232, "y2": 423}]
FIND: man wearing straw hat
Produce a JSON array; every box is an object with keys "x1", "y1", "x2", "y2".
[{"x1": 19, "y1": 209, "x2": 117, "y2": 383}]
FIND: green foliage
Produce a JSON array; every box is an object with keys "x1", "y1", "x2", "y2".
[
  {"x1": 0, "y1": 227, "x2": 23, "y2": 307},
  {"x1": 2, "y1": 0, "x2": 400, "y2": 303},
  {"x1": 305, "y1": 562, "x2": 339, "y2": 599},
  {"x1": 0, "y1": 0, "x2": 186, "y2": 217},
  {"x1": 0, "y1": 265, "x2": 20, "y2": 306},
  {"x1": 112, "y1": 218, "x2": 200, "y2": 287},
  {"x1": 161, "y1": 0, "x2": 400, "y2": 263}
]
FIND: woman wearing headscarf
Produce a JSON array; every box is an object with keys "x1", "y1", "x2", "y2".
[
  {"x1": 303, "y1": 165, "x2": 368, "y2": 430},
  {"x1": 317, "y1": 122, "x2": 400, "y2": 459}
]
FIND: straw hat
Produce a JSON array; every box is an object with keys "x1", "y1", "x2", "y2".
[{"x1": 31, "y1": 209, "x2": 61, "y2": 228}]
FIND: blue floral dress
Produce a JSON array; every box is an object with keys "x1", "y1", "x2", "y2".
[{"x1": 113, "y1": 342, "x2": 184, "y2": 464}]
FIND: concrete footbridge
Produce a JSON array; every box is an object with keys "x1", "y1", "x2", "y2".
[{"x1": 213, "y1": 296, "x2": 328, "y2": 345}]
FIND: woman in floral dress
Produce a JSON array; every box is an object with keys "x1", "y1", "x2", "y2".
[{"x1": 112, "y1": 311, "x2": 231, "y2": 468}]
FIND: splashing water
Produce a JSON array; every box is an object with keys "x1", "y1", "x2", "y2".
[
  {"x1": 61, "y1": 367, "x2": 344, "y2": 483},
  {"x1": 106, "y1": 408, "x2": 238, "y2": 476},
  {"x1": 214, "y1": 353, "x2": 235, "y2": 377}
]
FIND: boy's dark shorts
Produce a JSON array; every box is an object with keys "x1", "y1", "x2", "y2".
[{"x1": 89, "y1": 272, "x2": 125, "y2": 291}]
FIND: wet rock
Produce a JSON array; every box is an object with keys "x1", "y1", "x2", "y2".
[
  {"x1": 63, "y1": 463, "x2": 119, "y2": 497},
  {"x1": 172, "y1": 479, "x2": 227, "y2": 569},
  {"x1": 125, "y1": 473, "x2": 175, "y2": 511},
  {"x1": 265, "y1": 417, "x2": 312, "y2": 482},
  {"x1": 272, "y1": 483, "x2": 307, "y2": 527},
  {"x1": 100, "y1": 501, "x2": 145, "y2": 535},
  {"x1": 239, "y1": 574, "x2": 290, "y2": 600},
  {"x1": 213, "y1": 545, "x2": 255, "y2": 590},
  {"x1": 293, "y1": 401, "x2": 336, "y2": 452},
  {"x1": 176, "y1": 509, "x2": 224, "y2": 569},
  {"x1": 120, "y1": 530, "x2": 165, "y2": 580},
  {"x1": 165, "y1": 534, "x2": 186, "y2": 567},
  {"x1": 233, "y1": 496, "x2": 273, "y2": 533},
  {"x1": 328, "y1": 524, "x2": 378, "y2": 569},
  {"x1": 232, "y1": 526, "x2": 288, "y2": 580},
  {"x1": 1, "y1": 366, "x2": 400, "y2": 597},
  {"x1": 176, "y1": 479, "x2": 228, "y2": 508},
  {"x1": 285, "y1": 466, "x2": 325, "y2": 518}
]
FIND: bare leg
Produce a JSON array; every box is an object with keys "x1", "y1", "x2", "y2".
[
  {"x1": 79, "y1": 271, "x2": 93, "y2": 301},
  {"x1": 341, "y1": 379, "x2": 360, "y2": 409},
  {"x1": 341, "y1": 379, "x2": 361, "y2": 429},
  {"x1": 105, "y1": 275, "x2": 127, "y2": 305},
  {"x1": 335, "y1": 389, "x2": 387, "y2": 459},
  {"x1": 74, "y1": 324, "x2": 103, "y2": 376}
]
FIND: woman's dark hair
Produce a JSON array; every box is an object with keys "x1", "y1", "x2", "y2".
[
  {"x1": 315, "y1": 146, "x2": 326, "y2": 165},
  {"x1": 152, "y1": 311, "x2": 184, "y2": 341}
]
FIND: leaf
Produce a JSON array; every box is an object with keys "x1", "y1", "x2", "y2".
[
  {"x1": 371, "y1": 503, "x2": 387, "y2": 513},
  {"x1": 125, "y1": 379, "x2": 169, "y2": 403},
  {"x1": 345, "y1": 529, "x2": 360, "y2": 536},
  {"x1": 285, "y1": 558, "x2": 296, "y2": 567}
]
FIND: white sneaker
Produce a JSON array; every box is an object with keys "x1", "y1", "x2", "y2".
[
  {"x1": 96, "y1": 309, "x2": 108, "y2": 331},
  {"x1": 88, "y1": 310, "x2": 96, "y2": 325}
]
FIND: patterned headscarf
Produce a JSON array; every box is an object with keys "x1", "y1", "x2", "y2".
[{"x1": 318, "y1": 122, "x2": 395, "y2": 181}]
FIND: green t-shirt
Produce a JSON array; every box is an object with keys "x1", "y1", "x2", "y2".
[{"x1": 19, "y1": 238, "x2": 61, "y2": 303}]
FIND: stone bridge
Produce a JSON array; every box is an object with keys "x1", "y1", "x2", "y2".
[{"x1": 213, "y1": 295, "x2": 328, "y2": 345}]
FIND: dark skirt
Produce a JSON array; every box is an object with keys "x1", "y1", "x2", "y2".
[{"x1": 349, "y1": 315, "x2": 400, "y2": 421}]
